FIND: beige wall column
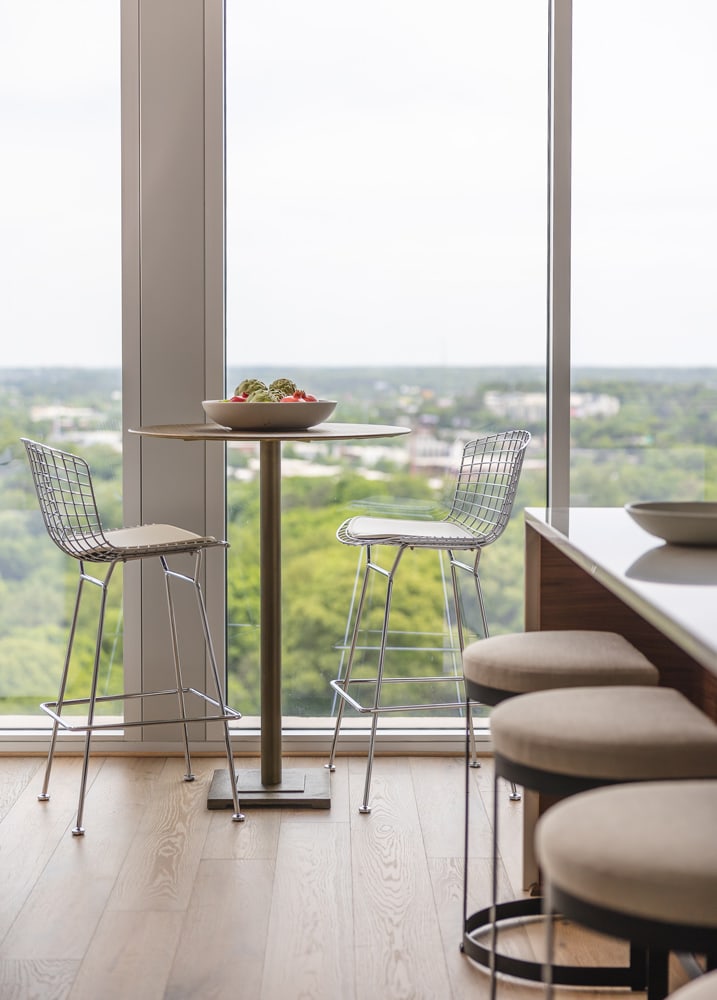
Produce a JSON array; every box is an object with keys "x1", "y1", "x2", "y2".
[{"x1": 121, "y1": 0, "x2": 226, "y2": 745}]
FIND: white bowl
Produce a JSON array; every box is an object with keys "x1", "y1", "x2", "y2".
[
  {"x1": 625, "y1": 501, "x2": 717, "y2": 546},
  {"x1": 202, "y1": 399, "x2": 337, "y2": 431}
]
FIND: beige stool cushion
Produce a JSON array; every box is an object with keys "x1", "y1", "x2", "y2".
[
  {"x1": 463, "y1": 630, "x2": 658, "y2": 694},
  {"x1": 668, "y1": 970, "x2": 717, "y2": 999},
  {"x1": 536, "y1": 780, "x2": 717, "y2": 928},
  {"x1": 491, "y1": 686, "x2": 717, "y2": 780}
]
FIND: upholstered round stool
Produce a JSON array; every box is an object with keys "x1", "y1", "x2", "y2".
[
  {"x1": 462, "y1": 685, "x2": 717, "y2": 992},
  {"x1": 462, "y1": 630, "x2": 659, "y2": 706},
  {"x1": 667, "y1": 969, "x2": 717, "y2": 1000},
  {"x1": 462, "y1": 630, "x2": 659, "y2": 886},
  {"x1": 463, "y1": 629, "x2": 659, "y2": 797},
  {"x1": 537, "y1": 781, "x2": 717, "y2": 1000}
]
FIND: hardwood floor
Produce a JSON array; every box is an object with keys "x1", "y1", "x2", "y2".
[{"x1": 0, "y1": 753, "x2": 690, "y2": 1000}]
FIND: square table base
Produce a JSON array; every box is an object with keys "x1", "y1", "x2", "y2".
[{"x1": 207, "y1": 766, "x2": 331, "y2": 809}]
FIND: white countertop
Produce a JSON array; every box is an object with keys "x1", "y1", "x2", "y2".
[{"x1": 525, "y1": 507, "x2": 717, "y2": 675}]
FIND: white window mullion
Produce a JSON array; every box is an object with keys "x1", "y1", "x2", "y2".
[
  {"x1": 121, "y1": 0, "x2": 227, "y2": 747},
  {"x1": 547, "y1": 0, "x2": 572, "y2": 508}
]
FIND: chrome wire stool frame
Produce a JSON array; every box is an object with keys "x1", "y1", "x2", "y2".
[
  {"x1": 330, "y1": 497, "x2": 458, "y2": 719},
  {"x1": 22, "y1": 438, "x2": 244, "y2": 835},
  {"x1": 327, "y1": 430, "x2": 531, "y2": 813}
]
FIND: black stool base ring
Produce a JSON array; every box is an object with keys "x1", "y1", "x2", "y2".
[{"x1": 463, "y1": 896, "x2": 642, "y2": 988}]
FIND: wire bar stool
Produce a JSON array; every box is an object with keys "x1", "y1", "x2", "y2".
[
  {"x1": 22, "y1": 438, "x2": 244, "y2": 835},
  {"x1": 326, "y1": 429, "x2": 531, "y2": 813}
]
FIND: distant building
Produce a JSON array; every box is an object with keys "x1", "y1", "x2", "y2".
[
  {"x1": 30, "y1": 404, "x2": 98, "y2": 425},
  {"x1": 30, "y1": 404, "x2": 122, "y2": 451},
  {"x1": 484, "y1": 390, "x2": 619, "y2": 421},
  {"x1": 569, "y1": 393, "x2": 620, "y2": 419}
]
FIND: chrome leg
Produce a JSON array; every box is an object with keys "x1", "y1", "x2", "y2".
[
  {"x1": 359, "y1": 548, "x2": 403, "y2": 814},
  {"x1": 191, "y1": 553, "x2": 244, "y2": 823},
  {"x1": 470, "y1": 550, "x2": 490, "y2": 641},
  {"x1": 327, "y1": 547, "x2": 372, "y2": 771},
  {"x1": 73, "y1": 563, "x2": 116, "y2": 836},
  {"x1": 490, "y1": 768, "x2": 499, "y2": 1000},
  {"x1": 439, "y1": 550, "x2": 463, "y2": 709},
  {"x1": 467, "y1": 555, "x2": 521, "y2": 800},
  {"x1": 462, "y1": 701, "x2": 471, "y2": 942},
  {"x1": 39, "y1": 569, "x2": 86, "y2": 802},
  {"x1": 331, "y1": 549, "x2": 364, "y2": 716},
  {"x1": 359, "y1": 711, "x2": 379, "y2": 815},
  {"x1": 466, "y1": 702, "x2": 479, "y2": 768},
  {"x1": 161, "y1": 555, "x2": 194, "y2": 782},
  {"x1": 449, "y1": 552, "x2": 478, "y2": 768}
]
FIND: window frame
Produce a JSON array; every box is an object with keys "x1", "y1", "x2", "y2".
[{"x1": 1, "y1": 0, "x2": 571, "y2": 751}]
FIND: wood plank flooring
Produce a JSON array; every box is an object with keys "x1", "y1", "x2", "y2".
[{"x1": 0, "y1": 754, "x2": 691, "y2": 1000}]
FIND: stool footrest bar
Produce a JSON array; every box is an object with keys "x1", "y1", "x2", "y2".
[
  {"x1": 41, "y1": 688, "x2": 241, "y2": 732},
  {"x1": 463, "y1": 897, "x2": 639, "y2": 988}
]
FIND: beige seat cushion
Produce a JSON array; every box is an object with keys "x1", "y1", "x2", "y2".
[
  {"x1": 491, "y1": 686, "x2": 717, "y2": 780},
  {"x1": 342, "y1": 516, "x2": 475, "y2": 542},
  {"x1": 103, "y1": 524, "x2": 221, "y2": 551},
  {"x1": 536, "y1": 780, "x2": 717, "y2": 928},
  {"x1": 667, "y1": 970, "x2": 717, "y2": 1000},
  {"x1": 463, "y1": 630, "x2": 658, "y2": 694}
]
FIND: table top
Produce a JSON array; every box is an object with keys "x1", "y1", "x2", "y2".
[
  {"x1": 525, "y1": 507, "x2": 717, "y2": 675},
  {"x1": 130, "y1": 421, "x2": 411, "y2": 443}
]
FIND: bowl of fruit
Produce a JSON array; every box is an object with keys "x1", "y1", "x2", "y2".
[{"x1": 203, "y1": 378, "x2": 337, "y2": 430}]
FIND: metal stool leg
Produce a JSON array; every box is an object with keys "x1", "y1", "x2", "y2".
[
  {"x1": 38, "y1": 569, "x2": 86, "y2": 803},
  {"x1": 453, "y1": 552, "x2": 520, "y2": 799},
  {"x1": 360, "y1": 712, "x2": 380, "y2": 815},
  {"x1": 490, "y1": 768, "x2": 500, "y2": 999},
  {"x1": 161, "y1": 555, "x2": 195, "y2": 782},
  {"x1": 461, "y1": 702, "x2": 480, "y2": 964},
  {"x1": 448, "y1": 551, "x2": 478, "y2": 769},
  {"x1": 73, "y1": 563, "x2": 116, "y2": 836},
  {"x1": 629, "y1": 943, "x2": 648, "y2": 992},
  {"x1": 331, "y1": 547, "x2": 364, "y2": 717},
  {"x1": 191, "y1": 553, "x2": 245, "y2": 823},
  {"x1": 326, "y1": 546, "x2": 373, "y2": 772},
  {"x1": 468, "y1": 551, "x2": 490, "y2": 642},
  {"x1": 359, "y1": 548, "x2": 403, "y2": 814},
  {"x1": 646, "y1": 949, "x2": 669, "y2": 1000},
  {"x1": 440, "y1": 550, "x2": 465, "y2": 710},
  {"x1": 465, "y1": 552, "x2": 520, "y2": 801}
]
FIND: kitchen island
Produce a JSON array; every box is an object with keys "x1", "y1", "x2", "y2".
[
  {"x1": 520, "y1": 506, "x2": 717, "y2": 886},
  {"x1": 525, "y1": 506, "x2": 717, "y2": 717}
]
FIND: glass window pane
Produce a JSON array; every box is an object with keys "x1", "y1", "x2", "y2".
[
  {"x1": 0, "y1": 2, "x2": 121, "y2": 725},
  {"x1": 226, "y1": 2, "x2": 547, "y2": 723},
  {"x1": 571, "y1": 1, "x2": 717, "y2": 505}
]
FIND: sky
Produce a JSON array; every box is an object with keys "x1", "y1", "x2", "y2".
[
  {"x1": 1, "y1": 1, "x2": 715, "y2": 370},
  {"x1": 0, "y1": 2, "x2": 121, "y2": 368}
]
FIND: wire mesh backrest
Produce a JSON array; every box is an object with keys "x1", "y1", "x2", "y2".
[
  {"x1": 447, "y1": 430, "x2": 531, "y2": 543},
  {"x1": 22, "y1": 438, "x2": 110, "y2": 559}
]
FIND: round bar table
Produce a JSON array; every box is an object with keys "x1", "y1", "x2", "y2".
[{"x1": 130, "y1": 421, "x2": 410, "y2": 808}]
